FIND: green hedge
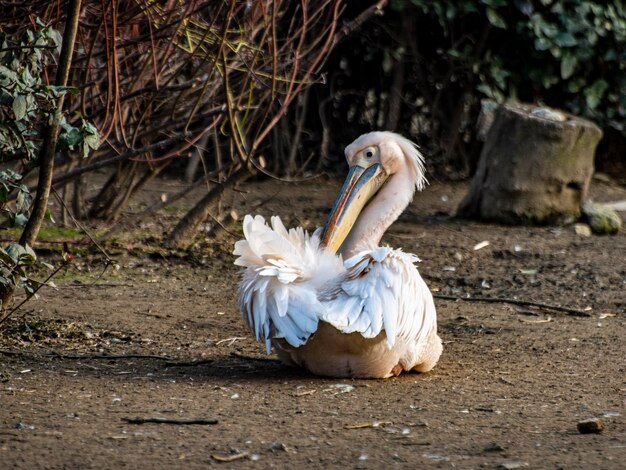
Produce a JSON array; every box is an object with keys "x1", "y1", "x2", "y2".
[{"x1": 313, "y1": 0, "x2": 625, "y2": 173}]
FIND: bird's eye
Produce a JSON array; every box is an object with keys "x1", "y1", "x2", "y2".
[{"x1": 365, "y1": 149, "x2": 374, "y2": 158}]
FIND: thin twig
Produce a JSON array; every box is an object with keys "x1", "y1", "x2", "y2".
[
  {"x1": 51, "y1": 188, "x2": 113, "y2": 264},
  {"x1": 230, "y1": 351, "x2": 279, "y2": 363},
  {"x1": 164, "y1": 359, "x2": 213, "y2": 367},
  {"x1": 0, "y1": 261, "x2": 69, "y2": 328},
  {"x1": 56, "y1": 283, "x2": 135, "y2": 289},
  {"x1": 211, "y1": 452, "x2": 249, "y2": 462},
  {"x1": 48, "y1": 352, "x2": 174, "y2": 361},
  {"x1": 519, "y1": 316, "x2": 553, "y2": 324},
  {"x1": 344, "y1": 421, "x2": 393, "y2": 429},
  {"x1": 0, "y1": 350, "x2": 21, "y2": 356},
  {"x1": 122, "y1": 417, "x2": 218, "y2": 425},
  {"x1": 333, "y1": 0, "x2": 389, "y2": 46},
  {"x1": 206, "y1": 212, "x2": 239, "y2": 238},
  {"x1": 0, "y1": 45, "x2": 57, "y2": 52},
  {"x1": 433, "y1": 294, "x2": 591, "y2": 317},
  {"x1": 215, "y1": 336, "x2": 246, "y2": 346}
]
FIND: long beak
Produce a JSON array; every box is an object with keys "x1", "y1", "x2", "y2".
[{"x1": 321, "y1": 163, "x2": 388, "y2": 253}]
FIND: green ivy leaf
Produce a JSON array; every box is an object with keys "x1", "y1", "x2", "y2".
[
  {"x1": 81, "y1": 119, "x2": 100, "y2": 151},
  {"x1": 15, "y1": 188, "x2": 31, "y2": 214},
  {"x1": 0, "y1": 247, "x2": 15, "y2": 266},
  {"x1": 12, "y1": 94, "x2": 27, "y2": 120},
  {"x1": 58, "y1": 123, "x2": 84, "y2": 150},
  {"x1": 539, "y1": 21, "x2": 559, "y2": 38},
  {"x1": 534, "y1": 36, "x2": 551, "y2": 51},
  {"x1": 44, "y1": 208, "x2": 56, "y2": 224},
  {"x1": 5, "y1": 243, "x2": 24, "y2": 263},
  {"x1": 486, "y1": 8, "x2": 506, "y2": 29},
  {"x1": 584, "y1": 79, "x2": 609, "y2": 109},
  {"x1": 566, "y1": 78, "x2": 585, "y2": 93},
  {"x1": 560, "y1": 53, "x2": 577, "y2": 79},
  {"x1": 541, "y1": 74, "x2": 559, "y2": 89},
  {"x1": 19, "y1": 244, "x2": 36, "y2": 266},
  {"x1": 0, "y1": 65, "x2": 19, "y2": 84},
  {"x1": 554, "y1": 32, "x2": 577, "y2": 47},
  {"x1": 13, "y1": 213, "x2": 28, "y2": 227},
  {"x1": 24, "y1": 283, "x2": 35, "y2": 296},
  {"x1": 44, "y1": 85, "x2": 78, "y2": 97}
]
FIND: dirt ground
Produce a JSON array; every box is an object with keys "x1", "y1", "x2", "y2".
[{"x1": 1, "y1": 175, "x2": 625, "y2": 469}]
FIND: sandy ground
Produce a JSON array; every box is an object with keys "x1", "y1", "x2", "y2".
[{"x1": 1, "y1": 176, "x2": 625, "y2": 469}]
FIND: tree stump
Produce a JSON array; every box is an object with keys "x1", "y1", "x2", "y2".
[{"x1": 458, "y1": 103, "x2": 603, "y2": 224}]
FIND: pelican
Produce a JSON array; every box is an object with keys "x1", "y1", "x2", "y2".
[{"x1": 233, "y1": 131, "x2": 442, "y2": 378}]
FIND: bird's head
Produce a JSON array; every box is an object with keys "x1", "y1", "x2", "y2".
[{"x1": 321, "y1": 131, "x2": 426, "y2": 253}]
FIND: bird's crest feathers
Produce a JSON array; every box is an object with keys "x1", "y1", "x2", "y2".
[{"x1": 346, "y1": 131, "x2": 427, "y2": 191}]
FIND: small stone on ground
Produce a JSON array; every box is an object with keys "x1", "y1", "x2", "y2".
[
  {"x1": 577, "y1": 418, "x2": 605, "y2": 434},
  {"x1": 582, "y1": 201, "x2": 622, "y2": 235}
]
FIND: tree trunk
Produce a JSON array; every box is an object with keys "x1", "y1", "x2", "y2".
[
  {"x1": 458, "y1": 103, "x2": 603, "y2": 225},
  {"x1": 164, "y1": 166, "x2": 249, "y2": 249},
  {"x1": 98, "y1": 171, "x2": 212, "y2": 242},
  {"x1": 20, "y1": 0, "x2": 82, "y2": 246},
  {"x1": 184, "y1": 133, "x2": 210, "y2": 183},
  {"x1": 106, "y1": 161, "x2": 170, "y2": 223},
  {"x1": 72, "y1": 173, "x2": 87, "y2": 220},
  {"x1": 88, "y1": 161, "x2": 138, "y2": 220}
]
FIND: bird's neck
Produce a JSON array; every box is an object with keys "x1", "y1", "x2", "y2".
[{"x1": 338, "y1": 169, "x2": 415, "y2": 258}]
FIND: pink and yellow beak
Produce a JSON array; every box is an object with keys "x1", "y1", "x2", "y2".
[{"x1": 321, "y1": 163, "x2": 388, "y2": 253}]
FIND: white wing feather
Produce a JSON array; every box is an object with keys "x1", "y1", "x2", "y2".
[
  {"x1": 234, "y1": 215, "x2": 343, "y2": 351},
  {"x1": 320, "y1": 247, "x2": 436, "y2": 349}
]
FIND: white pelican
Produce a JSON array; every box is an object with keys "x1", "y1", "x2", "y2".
[{"x1": 233, "y1": 131, "x2": 442, "y2": 378}]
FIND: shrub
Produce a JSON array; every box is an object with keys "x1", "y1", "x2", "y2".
[{"x1": 314, "y1": 0, "x2": 625, "y2": 173}]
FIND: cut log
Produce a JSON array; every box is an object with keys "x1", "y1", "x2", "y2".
[{"x1": 458, "y1": 103, "x2": 603, "y2": 225}]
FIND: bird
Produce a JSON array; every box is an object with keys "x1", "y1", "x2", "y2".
[{"x1": 233, "y1": 131, "x2": 442, "y2": 378}]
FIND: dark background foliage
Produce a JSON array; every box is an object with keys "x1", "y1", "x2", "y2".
[{"x1": 287, "y1": 0, "x2": 626, "y2": 177}]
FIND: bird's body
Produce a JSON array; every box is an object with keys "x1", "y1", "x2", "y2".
[{"x1": 234, "y1": 132, "x2": 442, "y2": 378}]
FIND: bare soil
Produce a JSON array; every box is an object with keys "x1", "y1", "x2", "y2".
[{"x1": 1, "y1": 176, "x2": 625, "y2": 469}]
